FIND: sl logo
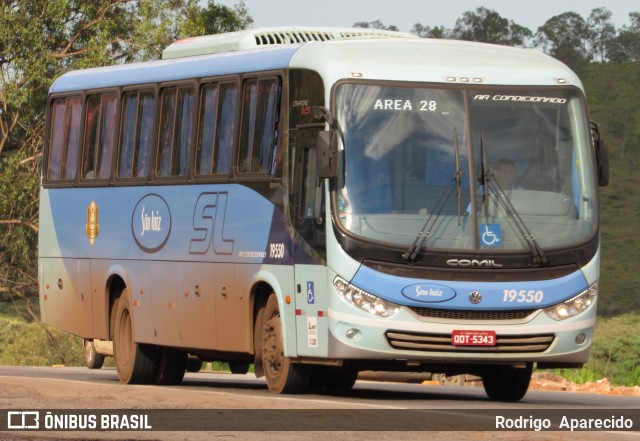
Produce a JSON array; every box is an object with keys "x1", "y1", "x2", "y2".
[{"x1": 190, "y1": 192, "x2": 234, "y2": 255}]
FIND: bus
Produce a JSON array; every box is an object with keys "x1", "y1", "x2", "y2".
[{"x1": 39, "y1": 27, "x2": 609, "y2": 401}]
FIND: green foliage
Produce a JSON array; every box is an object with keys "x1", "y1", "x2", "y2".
[
  {"x1": 0, "y1": 0, "x2": 252, "y2": 299},
  {"x1": 408, "y1": 7, "x2": 640, "y2": 68},
  {"x1": 353, "y1": 20, "x2": 399, "y2": 32},
  {"x1": 535, "y1": 11, "x2": 592, "y2": 73},
  {"x1": 582, "y1": 63, "x2": 640, "y2": 316},
  {"x1": 452, "y1": 7, "x2": 533, "y2": 47},
  {"x1": 0, "y1": 314, "x2": 84, "y2": 366},
  {"x1": 0, "y1": 297, "x2": 83, "y2": 366}
]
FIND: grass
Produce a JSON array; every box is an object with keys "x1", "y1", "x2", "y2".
[
  {"x1": 0, "y1": 313, "x2": 84, "y2": 367},
  {"x1": 553, "y1": 312, "x2": 640, "y2": 386},
  {"x1": 584, "y1": 63, "x2": 640, "y2": 317}
]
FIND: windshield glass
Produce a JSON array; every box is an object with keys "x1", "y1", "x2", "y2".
[{"x1": 334, "y1": 83, "x2": 596, "y2": 253}]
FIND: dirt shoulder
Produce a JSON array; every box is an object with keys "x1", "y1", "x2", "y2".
[{"x1": 528, "y1": 372, "x2": 640, "y2": 396}]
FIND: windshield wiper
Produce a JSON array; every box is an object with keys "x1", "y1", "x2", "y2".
[
  {"x1": 454, "y1": 128, "x2": 463, "y2": 226},
  {"x1": 479, "y1": 134, "x2": 548, "y2": 265},
  {"x1": 403, "y1": 128, "x2": 465, "y2": 262},
  {"x1": 402, "y1": 183, "x2": 455, "y2": 261}
]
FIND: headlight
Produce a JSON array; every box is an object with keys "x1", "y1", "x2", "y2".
[
  {"x1": 544, "y1": 283, "x2": 598, "y2": 321},
  {"x1": 334, "y1": 276, "x2": 400, "y2": 317}
]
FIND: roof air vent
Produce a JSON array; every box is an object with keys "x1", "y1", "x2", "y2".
[{"x1": 162, "y1": 26, "x2": 414, "y2": 59}]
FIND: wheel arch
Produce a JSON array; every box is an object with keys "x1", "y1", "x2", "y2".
[
  {"x1": 249, "y1": 268, "x2": 297, "y2": 357},
  {"x1": 250, "y1": 267, "x2": 298, "y2": 377},
  {"x1": 104, "y1": 265, "x2": 131, "y2": 340}
]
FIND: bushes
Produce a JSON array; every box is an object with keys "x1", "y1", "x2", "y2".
[{"x1": 0, "y1": 314, "x2": 84, "y2": 367}]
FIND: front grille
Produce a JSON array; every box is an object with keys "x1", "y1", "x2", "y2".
[
  {"x1": 409, "y1": 307, "x2": 537, "y2": 321},
  {"x1": 386, "y1": 330, "x2": 554, "y2": 353}
]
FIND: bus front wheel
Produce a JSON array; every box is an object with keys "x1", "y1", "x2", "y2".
[
  {"x1": 261, "y1": 293, "x2": 310, "y2": 394},
  {"x1": 113, "y1": 289, "x2": 158, "y2": 384},
  {"x1": 481, "y1": 363, "x2": 532, "y2": 401}
]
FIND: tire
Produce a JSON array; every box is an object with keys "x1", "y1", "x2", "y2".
[
  {"x1": 84, "y1": 339, "x2": 104, "y2": 370},
  {"x1": 261, "y1": 293, "x2": 310, "y2": 394},
  {"x1": 154, "y1": 347, "x2": 187, "y2": 385},
  {"x1": 113, "y1": 289, "x2": 158, "y2": 384},
  {"x1": 229, "y1": 362, "x2": 250, "y2": 374},
  {"x1": 482, "y1": 363, "x2": 533, "y2": 402},
  {"x1": 323, "y1": 367, "x2": 358, "y2": 391},
  {"x1": 186, "y1": 358, "x2": 203, "y2": 373}
]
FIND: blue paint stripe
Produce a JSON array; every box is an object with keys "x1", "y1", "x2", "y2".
[
  {"x1": 44, "y1": 184, "x2": 277, "y2": 263},
  {"x1": 351, "y1": 264, "x2": 588, "y2": 310}
]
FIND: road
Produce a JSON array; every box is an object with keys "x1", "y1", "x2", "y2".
[{"x1": 0, "y1": 366, "x2": 638, "y2": 440}]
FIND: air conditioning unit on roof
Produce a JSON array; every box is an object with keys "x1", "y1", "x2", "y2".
[{"x1": 162, "y1": 26, "x2": 414, "y2": 59}]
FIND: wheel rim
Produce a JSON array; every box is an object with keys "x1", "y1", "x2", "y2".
[{"x1": 263, "y1": 312, "x2": 284, "y2": 380}]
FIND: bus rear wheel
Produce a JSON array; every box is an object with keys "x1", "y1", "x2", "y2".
[
  {"x1": 113, "y1": 289, "x2": 158, "y2": 384},
  {"x1": 154, "y1": 347, "x2": 187, "y2": 385},
  {"x1": 481, "y1": 363, "x2": 532, "y2": 401},
  {"x1": 229, "y1": 362, "x2": 250, "y2": 374},
  {"x1": 261, "y1": 293, "x2": 310, "y2": 394}
]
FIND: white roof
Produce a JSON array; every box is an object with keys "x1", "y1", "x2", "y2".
[
  {"x1": 53, "y1": 28, "x2": 582, "y2": 93},
  {"x1": 289, "y1": 38, "x2": 582, "y2": 88}
]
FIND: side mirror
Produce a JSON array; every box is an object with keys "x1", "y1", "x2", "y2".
[
  {"x1": 316, "y1": 130, "x2": 338, "y2": 178},
  {"x1": 595, "y1": 139, "x2": 609, "y2": 187},
  {"x1": 591, "y1": 121, "x2": 609, "y2": 187}
]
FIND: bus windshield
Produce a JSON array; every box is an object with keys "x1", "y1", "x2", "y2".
[{"x1": 334, "y1": 82, "x2": 597, "y2": 252}]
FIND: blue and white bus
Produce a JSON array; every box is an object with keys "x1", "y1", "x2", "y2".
[{"x1": 39, "y1": 27, "x2": 608, "y2": 400}]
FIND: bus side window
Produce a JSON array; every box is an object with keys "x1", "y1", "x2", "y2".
[
  {"x1": 157, "y1": 86, "x2": 195, "y2": 177},
  {"x1": 196, "y1": 84, "x2": 219, "y2": 175},
  {"x1": 195, "y1": 82, "x2": 237, "y2": 176},
  {"x1": 82, "y1": 94, "x2": 117, "y2": 180},
  {"x1": 119, "y1": 91, "x2": 156, "y2": 179},
  {"x1": 47, "y1": 97, "x2": 82, "y2": 181},
  {"x1": 216, "y1": 84, "x2": 237, "y2": 174},
  {"x1": 238, "y1": 77, "x2": 280, "y2": 174}
]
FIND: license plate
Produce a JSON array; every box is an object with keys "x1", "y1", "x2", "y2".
[{"x1": 452, "y1": 330, "x2": 496, "y2": 346}]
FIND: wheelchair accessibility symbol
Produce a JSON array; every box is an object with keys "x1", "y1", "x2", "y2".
[
  {"x1": 307, "y1": 281, "x2": 315, "y2": 304},
  {"x1": 480, "y1": 223, "x2": 503, "y2": 247}
]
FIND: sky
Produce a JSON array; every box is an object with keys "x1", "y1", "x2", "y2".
[{"x1": 216, "y1": 0, "x2": 637, "y2": 34}]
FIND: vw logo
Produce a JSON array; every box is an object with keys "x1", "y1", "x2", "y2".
[{"x1": 469, "y1": 291, "x2": 482, "y2": 304}]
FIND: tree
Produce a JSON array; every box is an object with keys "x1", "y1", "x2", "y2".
[
  {"x1": 450, "y1": 7, "x2": 532, "y2": 47},
  {"x1": 535, "y1": 12, "x2": 591, "y2": 73},
  {"x1": 606, "y1": 12, "x2": 640, "y2": 63},
  {"x1": 411, "y1": 24, "x2": 449, "y2": 39},
  {"x1": 186, "y1": 0, "x2": 253, "y2": 36},
  {"x1": 0, "y1": 0, "x2": 251, "y2": 302},
  {"x1": 586, "y1": 7, "x2": 616, "y2": 62},
  {"x1": 353, "y1": 20, "x2": 399, "y2": 32}
]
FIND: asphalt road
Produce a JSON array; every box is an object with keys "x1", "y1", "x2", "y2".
[{"x1": 0, "y1": 366, "x2": 638, "y2": 440}]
